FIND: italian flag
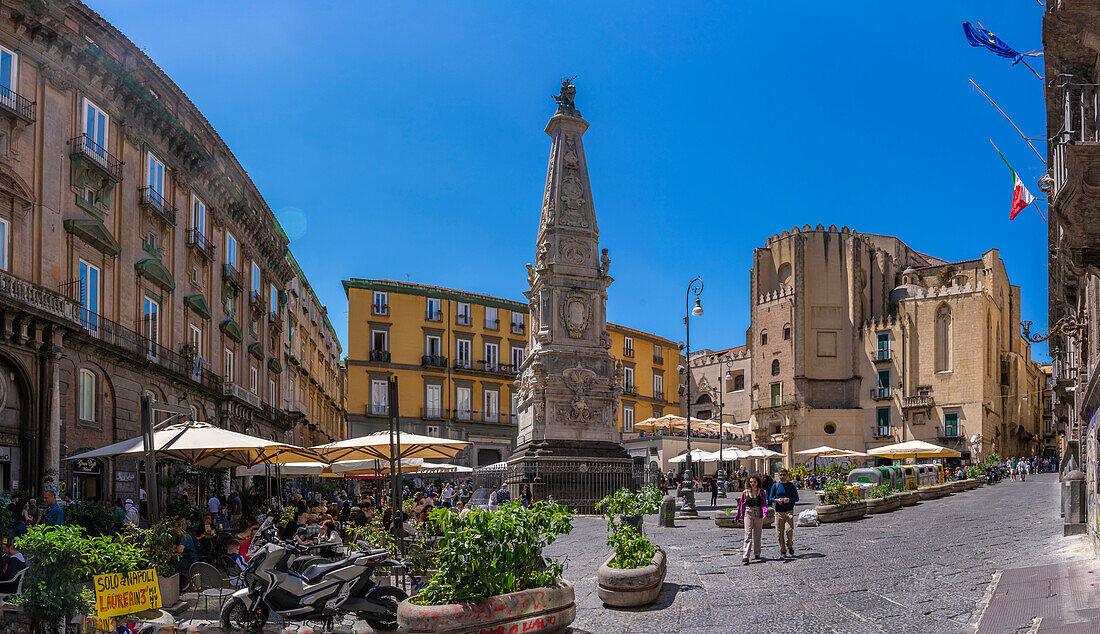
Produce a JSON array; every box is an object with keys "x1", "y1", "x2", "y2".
[{"x1": 999, "y1": 150, "x2": 1034, "y2": 220}]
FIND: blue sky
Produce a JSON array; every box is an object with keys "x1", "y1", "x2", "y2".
[{"x1": 92, "y1": 1, "x2": 1050, "y2": 359}]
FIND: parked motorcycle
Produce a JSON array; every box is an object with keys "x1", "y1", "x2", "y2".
[{"x1": 222, "y1": 520, "x2": 407, "y2": 631}]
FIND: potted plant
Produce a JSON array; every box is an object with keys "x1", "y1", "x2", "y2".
[
  {"x1": 815, "y1": 479, "x2": 867, "y2": 523},
  {"x1": 593, "y1": 487, "x2": 666, "y2": 607},
  {"x1": 143, "y1": 518, "x2": 185, "y2": 607},
  {"x1": 179, "y1": 342, "x2": 198, "y2": 361},
  {"x1": 864, "y1": 484, "x2": 901, "y2": 514},
  {"x1": 713, "y1": 507, "x2": 774, "y2": 529},
  {"x1": 398, "y1": 501, "x2": 575, "y2": 633}
]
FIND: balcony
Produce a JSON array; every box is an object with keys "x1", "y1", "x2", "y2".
[
  {"x1": 289, "y1": 400, "x2": 307, "y2": 417},
  {"x1": 1, "y1": 270, "x2": 82, "y2": 326},
  {"x1": 367, "y1": 403, "x2": 389, "y2": 417},
  {"x1": 511, "y1": 322, "x2": 525, "y2": 335},
  {"x1": 872, "y1": 426, "x2": 893, "y2": 439},
  {"x1": 453, "y1": 358, "x2": 473, "y2": 370},
  {"x1": 871, "y1": 387, "x2": 892, "y2": 401},
  {"x1": 421, "y1": 355, "x2": 448, "y2": 369},
  {"x1": 873, "y1": 349, "x2": 893, "y2": 363},
  {"x1": 0, "y1": 85, "x2": 34, "y2": 123},
  {"x1": 453, "y1": 408, "x2": 474, "y2": 422},
  {"x1": 937, "y1": 426, "x2": 962, "y2": 442},
  {"x1": 482, "y1": 411, "x2": 509, "y2": 424},
  {"x1": 223, "y1": 383, "x2": 261, "y2": 409},
  {"x1": 223, "y1": 264, "x2": 242, "y2": 291},
  {"x1": 456, "y1": 313, "x2": 471, "y2": 327},
  {"x1": 653, "y1": 354, "x2": 664, "y2": 365},
  {"x1": 70, "y1": 135, "x2": 122, "y2": 182},
  {"x1": 654, "y1": 389, "x2": 665, "y2": 400},
  {"x1": 623, "y1": 348, "x2": 634, "y2": 358},
  {"x1": 624, "y1": 385, "x2": 637, "y2": 396},
  {"x1": 249, "y1": 290, "x2": 264, "y2": 312},
  {"x1": 902, "y1": 395, "x2": 935, "y2": 410},
  {"x1": 485, "y1": 319, "x2": 500, "y2": 331},
  {"x1": 369, "y1": 350, "x2": 391, "y2": 363},
  {"x1": 139, "y1": 187, "x2": 177, "y2": 225},
  {"x1": 371, "y1": 304, "x2": 389, "y2": 316},
  {"x1": 421, "y1": 407, "x2": 446, "y2": 420},
  {"x1": 186, "y1": 229, "x2": 214, "y2": 260},
  {"x1": 480, "y1": 360, "x2": 515, "y2": 375},
  {"x1": 426, "y1": 310, "x2": 443, "y2": 322},
  {"x1": 267, "y1": 311, "x2": 282, "y2": 332}
]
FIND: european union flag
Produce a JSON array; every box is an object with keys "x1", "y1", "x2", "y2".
[{"x1": 963, "y1": 22, "x2": 1023, "y2": 65}]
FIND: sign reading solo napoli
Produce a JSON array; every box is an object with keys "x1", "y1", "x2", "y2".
[{"x1": 92, "y1": 569, "x2": 161, "y2": 618}]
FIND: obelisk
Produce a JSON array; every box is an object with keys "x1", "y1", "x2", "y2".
[{"x1": 509, "y1": 80, "x2": 634, "y2": 513}]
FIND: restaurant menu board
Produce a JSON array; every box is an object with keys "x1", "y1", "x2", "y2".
[{"x1": 92, "y1": 569, "x2": 162, "y2": 618}]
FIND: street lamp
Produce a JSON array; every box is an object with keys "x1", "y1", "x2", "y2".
[
  {"x1": 711, "y1": 356, "x2": 737, "y2": 495},
  {"x1": 681, "y1": 277, "x2": 703, "y2": 515}
]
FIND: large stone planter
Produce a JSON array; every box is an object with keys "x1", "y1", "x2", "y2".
[
  {"x1": 948, "y1": 481, "x2": 966, "y2": 493},
  {"x1": 397, "y1": 580, "x2": 575, "y2": 633},
  {"x1": 158, "y1": 573, "x2": 179, "y2": 608},
  {"x1": 815, "y1": 502, "x2": 867, "y2": 523},
  {"x1": 917, "y1": 485, "x2": 949, "y2": 501},
  {"x1": 596, "y1": 547, "x2": 667, "y2": 607},
  {"x1": 865, "y1": 495, "x2": 901, "y2": 514},
  {"x1": 899, "y1": 491, "x2": 919, "y2": 506},
  {"x1": 621, "y1": 514, "x2": 644, "y2": 534},
  {"x1": 713, "y1": 513, "x2": 774, "y2": 529},
  {"x1": 963, "y1": 478, "x2": 980, "y2": 490}
]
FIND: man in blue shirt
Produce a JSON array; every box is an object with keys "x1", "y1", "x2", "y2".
[
  {"x1": 768, "y1": 469, "x2": 799, "y2": 558},
  {"x1": 40, "y1": 489, "x2": 64, "y2": 527}
]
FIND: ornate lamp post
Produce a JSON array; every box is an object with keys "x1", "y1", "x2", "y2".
[
  {"x1": 680, "y1": 277, "x2": 704, "y2": 515},
  {"x1": 712, "y1": 355, "x2": 736, "y2": 496}
]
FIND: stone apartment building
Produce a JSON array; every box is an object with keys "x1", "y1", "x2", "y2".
[
  {"x1": 0, "y1": 2, "x2": 342, "y2": 499},
  {"x1": 749, "y1": 225, "x2": 1044, "y2": 467},
  {"x1": 688, "y1": 345, "x2": 753, "y2": 430}
]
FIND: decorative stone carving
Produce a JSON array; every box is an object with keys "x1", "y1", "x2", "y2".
[
  {"x1": 526, "y1": 263, "x2": 536, "y2": 287},
  {"x1": 560, "y1": 291, "x2": 591, "y2": 338},
  {"x1": 601, "y1": 248, "x2": 610, "y2": 276},
  {"x1": 601, "y1": 330, "x2": 612, "y2": 350},
  {"x1": 558, "y1": 136, "x2": 588, "y2": 228},
  {"x1": 558, "y1": 239, "x2": 589, "y2": 265},
  {"x1": 40, "y1": 63, "x2": 72, "y2": 92},
  {"x1": 536, "y1": 241, "x2": 551, "y2": 270}
]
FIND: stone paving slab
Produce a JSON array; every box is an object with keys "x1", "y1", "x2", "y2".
[{"x1": 978, "y1": 558, "x2": 1100, "y2": 633}]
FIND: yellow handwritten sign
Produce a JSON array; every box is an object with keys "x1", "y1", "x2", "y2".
[
  {"x1": 92, "y1": 568, "x2": 161, "y2": 618},
  {"x1": 84, "y1": 615, "x2": 114, "y2": 632}
]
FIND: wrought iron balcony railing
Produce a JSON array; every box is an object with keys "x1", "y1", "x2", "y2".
[
  {"x1": 369, "y1": 350, "x2": 391, "y2": 363},
  {"x1": 874, "y1": 349, "x2": 893, "y2": 362},
  {"x1": 0, "y1": 85, "x2": 34, "y2": 123},
  {"x1": 421, "y1": 355, "x2": 448, "y2": 368},
  {"x1": 223, "y1": 264, "x2": 242, "y2": 290},
  {"x1": 187, "y1": 229, "x2": 214, "y2": 260},
  {"x1": 871, "y1": 387, "x2": 892, "y2": 400},
  {"x1": 139, "y1": 187, "x2": 177, "y2": 225},
  {"x1": 70, "y1": 135, "x2": 122, "y2": 182}
]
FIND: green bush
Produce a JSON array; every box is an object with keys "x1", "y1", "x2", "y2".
[
  {"x1": 967, "y1": 464, "x2": 985, "y2": 479},
  {"x1": 63, "y1": 500, "x2": 114, "y2": 536},
  {"x1": 868, "y1": 483, "x2": 893, "y2": 500},
  {"x1": 166, "y1": 497, "x2": 201, "y2": 524},
  {"x1": 412, "y1": 500, "x2": 573, "y2": 606},
  {"x1": 822, "y1": 479, "x2": 859, "y2": 505},
  {"x1": 606, "y1": 524, "x2": 656, "y2": 570},
  {"x1": 594, "y1": 486, "x2": 662, "y2": 518},
  {"x1": 595, "y1": 486, "x2": 662, "y2": 570},
  {"x1": 143, "y1": 518, "x2": 184, "y2": 577}
]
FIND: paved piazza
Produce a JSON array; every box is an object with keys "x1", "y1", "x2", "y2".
[{"x1": 544, "y1": 473, "x2": 1091, "y2": 633}]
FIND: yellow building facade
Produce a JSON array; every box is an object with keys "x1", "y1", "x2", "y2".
[{"x1": 344, "y1": 279, "x2": 679, "y2": 465}]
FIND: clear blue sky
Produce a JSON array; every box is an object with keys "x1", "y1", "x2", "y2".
[{"x1": 92, "y1": 1, "x2": 1050, "y2": 359}]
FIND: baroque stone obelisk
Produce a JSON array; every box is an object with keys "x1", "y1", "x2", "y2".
[{"x1": 509, "y1": 80, "x2": 634, "y2": 513}]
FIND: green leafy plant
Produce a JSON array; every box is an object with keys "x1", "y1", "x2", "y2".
[
  {"x1": 63, "y1": 500, "x2": 114, "y2": 537},
  {"x1": 594, "y1": 486, "x2": 662, "y2": 518},
  {"x1": 605, "y1": 525, "x2": 656, "y2": 570},
  {"x1": 166, "y1": 497, "x2": 201, "y2": 524},
  {"x1": 822, "y1": 479, "x2": 859, "y2": 505},
  {"x1": 936, "y1": 264, "x2": 957, "y2": 287},
  {"x1": 868, "y1": 483, "x2": 893, "y2": 500},
  {"x1": 143, "y1": 518, "x2": 184, "y2": 577},
  {"x1": 276, "y1": 504, "x2": 298, "y2": 528},
  {"x1": 412, "y1": 500, "x2": 573, "y2": 606}
]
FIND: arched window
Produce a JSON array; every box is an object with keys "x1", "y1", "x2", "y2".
[
  {"x1": 778, "y1": 263, "x2": 792, "y2": 286},
  {"x1": 734, "y1": 374, "x2": 745, "y2": 391},
  {"x1": 783, "y1": 324, "x2": 791, "y2": 340},
  {"x1": 936, "y1": 304, "x2": 952, "y2": 372},
  {"x1": 771, "y1": 359, "x2": 780, "y2": 376},
  {"x1": 760, "y1": 329, "x2": 768, "y2": 346},
  {"x1": 78, "y1": 368, "x2": 97, "y2": 423}
]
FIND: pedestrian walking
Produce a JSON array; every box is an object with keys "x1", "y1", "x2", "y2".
[
  {"x1": 769, "y1": 468, "x2": 799, "y2": 558},
  {"x1": 710, "y1": 476, "x2": 719, "y2": 507},
  {"x1": 522, "y1": 484, "x2": 533, "y2": 508},
  {"x1": 734, "y1": 475, "x2": 769, "y2": 565}
]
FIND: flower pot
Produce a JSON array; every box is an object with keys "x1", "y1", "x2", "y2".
[
  {"x1": 397, "y1": 580, "x2": 575, "y2": 633},
  {"x1": 917, "y1": 486, "x2": 946, "y2": 501},
  {"x1": 899, "y1": 491, "x2": 920, "y2": 506},
  {"x1": 158, "y1": 573, "x2": 180, "y2": 608},
  {"x1": 597, "y1": 547, "x2": 667, "y2": 607},
  {"x1": 714, "y1": 513, "x2": 773, "y2": 528},
  {"x1": 815, "y1": 502, "x2": 867, "y2": 523},
  {"x1": 866, "y1": 495, "x2": 901, "y2": 514}
]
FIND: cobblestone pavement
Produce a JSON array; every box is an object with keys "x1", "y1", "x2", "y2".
[{"x1": 544, "y1": 473, "x2": 1094, "y2": 634}]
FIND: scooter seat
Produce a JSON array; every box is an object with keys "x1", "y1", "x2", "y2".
[{"x1": 301, "y1": 558, "x2": 354, "y2": 582}]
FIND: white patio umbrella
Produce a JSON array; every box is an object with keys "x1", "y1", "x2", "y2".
[
  {"x1": 745, "y1": 446, "x2": 784, "y2": 458},
  {"x1": 419, "y1": 462, "x2": 474, "y2": 474},
  {"x1": 715, "y1": 447, "x2": 755, "y2": 460},
  {"x1": 235, "y1": 461, "x2": 328, "y2": 477},
  {"x1": 794, "y1": 445, "x2": 863, "y2": 472},
  {"x1": 329, "y1": 458, "x2": 425, "y2": 475},
  {"x1": 668, "y1": 448, "x2": 713, "y2": 464},
  {"x1": 65, "y1": 421, "x2": 322, "y2": 468},
  {"x1": 311, "y1": 430, "x2": 470, "y2": 463}
]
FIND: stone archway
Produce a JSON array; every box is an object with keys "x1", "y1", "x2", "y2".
[{"x1": 0, "y1": 352, "x2": 32, "y2": 494}]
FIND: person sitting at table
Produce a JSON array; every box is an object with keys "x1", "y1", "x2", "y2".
[
  {"x1": 197, "y1": 513, "x2": 217, "y2": 555},
  {"x1": 174, "y1": 522, "x2": 202, "y2": 592},
  {"x1": 303, "y1": 514, "x2": 322, "y2": 540}
]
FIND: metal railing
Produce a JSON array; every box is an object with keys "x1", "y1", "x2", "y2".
[
  {"x1": 623, "y1": 348, "x2": 634, "y2": 358},
  {"x1": 938, "y1": 425, "x2": 961, "y2": 439},
  {"x1": 139, "y1": 187, "x2": 177, "y2": 225},
  {"x1": 1052, "y1": 83, "x2": 1100, "y2": 200},
  {"x1": 653, "y1": 354, "x2": 664, "y2": 364},
  {"x1": 624, "y1": 385, "x2": 637, "y2": 396},
  {"x1": 902, "y1": 395, "x2": 934, "y2": 409},
  {"x1": 421, "y1": 355, "x2": 448, "y2": 368},
  {"x1": 456, "y1": 313, "x2": 470, "y2": 326},
  {"x1": 421, "y1": 407, "x2": 446, "y2": 420},
  {"x1": 223, "y1": 264, "x2": 242, "y2": 289},
  {"x1": 874, "y1": 349, "x2": 892, "y2": 362},
  {"x1": 369, "y1": 350, "x2": 390, "y2": 362},
  {"x1": 70, "y1": 135, "x2": 122, "y2": 181},
  {"x1": 485, "y1": 319, "x2": 500, "y2": 330},
  {"x1": 368, "y1": 403, "x2": 389, "y2": 416},
  {"x1": 267, "y1": 311, "x2": 282, "y2": 331},
  {"x1": 249, "y1": 290, "x2": 264, "y2": 311},
  {"x1": 872, "y1": 425, "x2": 892, "y2": 438},
  {"x1": 871, "y1": 387, "x2": 892, "y2": 400},
  {"x1": 426, "y1": 310, "x2": 443, "y2": 322},
  {"x1": 511, "y1": 322, "x2": 525, "y2": 335},
  {"x1": 186, "y1": 229, "x2": 214, "y2": 259},
  {"x1": 0, "y1": 85, "x2": 34, "y2": 122},
  {"x1": 372, "y1": 304, "x2": 388, "y2": 316},
  {"x1": 654, "y1": 389, "x2": 664, "y2": 400}
]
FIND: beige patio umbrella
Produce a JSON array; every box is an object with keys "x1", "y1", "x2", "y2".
[
  {"x1": 329, "y1": 458, "x2": 425, "y2": 475},
  {"x1": 867, "y1": 440, "x2": 962, "y2": 459},
  {"x1": 795, "y1": 445, "x2": 866, "y2": 472},
  {"x1": 310, "y1": 430, "x2": 470, "y2": 463},
  {"x1": 668, "y1": 448, "x2": 714, "y2": 463},
  {"x1": 633, "y1": 414, "x2": 687, "y2": 433},
  {"x1": 66, "y1": 421, "x2": 322, "y2": 468}
]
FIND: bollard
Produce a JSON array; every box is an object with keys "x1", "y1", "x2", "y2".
[{"x1": 657, "y1": 495, "x2": 676, "y2": 528}]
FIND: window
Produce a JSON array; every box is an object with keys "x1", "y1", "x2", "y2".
[
  {"x1": 783, "y1": 324, "x2": 791, "y2": 340},
  {"x1": 734, "y1": 373, "x2": 745, "y2": 391},
  {"x1": 653, "y1": 374, "x2": 664, "y2": 399},
  {"x1": 249, "y1": 365, "x2": 258, "y2": 393},
  {"x1": 426, "y1": 425, "x2": 441, "y2": 438},
  {"x1": 456, "y1": 302, "x2": 471, "y2": 326},
  {"x1": 653, "y1": 345, "x2": 663, "y2": 363},
  {"x1": 935, "y1": 304, "x2": 952, "y2": 372},
  {"x1": 78, "y1": 368, "x2": 96, "y2": 422},
  {"x1": 142, "y1": 296, "x2": 160, "y2": 358},
  {"x1": 78, "y1": 260, "x2": 100, "y2": 332},
  {"x1": 913, "y1": 412, "x2": 926, "y2": 425},
  {"x1": 456, "y1": 386, "x2": 472, "y2": 420},
  {"x1": 251, "y1": 262, "x2": 261, "y2": 294},
  {"x1": 511, "y1": 345, "x2": 525, "y2": 371},
  {"x1": 425, "y1": 334, "x2": 442, "y2": 357},
  {"x1": 269, "y1": 378, "x2": 276, "y2": 403},
  {"x1": 877, "y1": 369, "x2": 890, "y2": 388},
  {"x1": 511, "y1": 311, "x2": 524, "y2": 333},
  {"x1": 624, "y1": 367, "x2": 635, "y2": 392},
  {"x1": 944, "y1": 412, "x2": 959, "y2": 437},
  {"x1": 876, "y1": 407, "x2": 890, "y2": 435},
  {"x1": 371, "y1": 379, "x2": 388, "y2": 415},
  {"x1": 82, "y1": 98, "x2": 109, "y2": 159},
  {"x1": 877, "y1": 333, "x2": 890, "y2": 357},
  {"x1": 225, "y1": 231, "x2": 237, "y2": 268},
  {"x1": 146, "y1": 151, "x2": 166, "y2": 206},
  {"x1": 425, "y1": 384, "x2": 442, "y2": 418},
  {"x1": 191, "y1": 196, "x2": 206, "y2": 236},
  {"x1": 0, "y1": 45, "x2": 18, "y2": 108},
  {"x1": 485, "y1": 306, "x2": 498, "y2": 329},
  {"x1": 770, "y1": 382, "x2": 782, "y2": 407},
  {"x1": 771, "y1": 359, "x2": 780, "y2": 376},
  {"x1": 760, "y1": 330, "x2": 768, "y2": 346},
  {"x1": 0, "y1": 217, "x2": 9, "y2": 271},
  {"x1": 269, "y1": 284, "x2": 279, "y2": 316},
  {"x1": 623, "y1": 405, "x2": 635, "y2": 433},
  {"x1": 824, "y1": 422, "x2": 836, "y2": 435},
  {"x1": 371, "y1": 330, "x2": 388, "y2": 352},
  {"x1": 189, "y1": 323, "x2": 202, "y2": 357},
  {"x1": 484, "y1": 342, "x2": 499, "y2": 370},
  {"x1": 372, "y1": 291, "x2": 388, "y2": 315},
  {"x1": 426, "y1": 298, "x2": 442, "y2": 321},
  {"x1": 224, "y1": 347, "x2": 235, "y2": 383},
  {"x1": 623, "y1": 336, "x2": 634, "y2": 357},
  {"x1": 484, "y1": 389, "x2": 499, "y2": 422},
  {"x1": 456, "y1": 339, "x2": 471, "y2": 368}
]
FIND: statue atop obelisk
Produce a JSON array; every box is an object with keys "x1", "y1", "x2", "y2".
[{"x1": 509, "y1": 81, "x2": 632, "y2": 510}]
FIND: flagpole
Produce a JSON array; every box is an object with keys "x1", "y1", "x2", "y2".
[
  {"x1": 989, "y1": 139, "x2": 1046, "y2": 222},
  {"x1": 1018, "y1": 57, "x2": 1043, "y2": 81},
  {"x1": 970, "y1": 79, "x2": 1046, "y2": 163}
]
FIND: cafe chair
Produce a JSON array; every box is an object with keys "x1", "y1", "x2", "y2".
[{"x1": 187, "y1": 562, "x2": 234, "y2": 623}]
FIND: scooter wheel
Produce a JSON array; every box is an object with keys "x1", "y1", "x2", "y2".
[
  {"x1": 362, "y1": 586, "x2": 407, "y2": 631},
  {"x1": 221, "y1": 596, "x2": 269, "y2": 632}
]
